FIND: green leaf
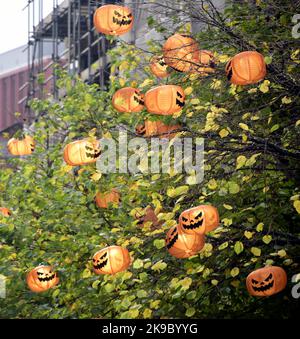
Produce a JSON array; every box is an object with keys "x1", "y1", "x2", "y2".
[
  {"x1": 153, "y1": 239, "x2": 165, "y2": 249},
  {"x1": 151, "y1": 260, "x2": 167, "y2": 271},
  {"x1": 218, "y1": 242, "x2": 229, "y2": 250},
  {"x1": 251, "y1": 247, "x2": 261, "y2": 256},
  {"x1": 133, "y1": 259, "x2": 144, "y2": 269},
  {"x1": 262, "y1": 235, "x2": 272, "y2": 244},
  {"x1": 185, "y1": 307, "x2": 196, "y2": 317},
  {"x1": 230, "y1": 267, "x2": 240, "y2": 277},
  {"x1": 137, "y1": 290, "x2": 148, "y2": 298},
  {"x1": 234, "y1": 241, "x2": 244, "y2": 255},
  {"x1": 270, "y1": 124, "x2": 280, "y2": 133},
  {"x1": 228, "y1": 181, "x2": 240, "y2": 194},
  {"x1": 167, "y1": 185, "x2": 189, "y2": 198},
  {"x1": 236, "y1": 155, "x2": 247, "y2": 169}
]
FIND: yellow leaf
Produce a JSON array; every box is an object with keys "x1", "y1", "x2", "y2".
[
  {"x1": 262, "y1": 235, "x2": 272, "y2": 244},
  {"x1": 139, "y1": 78, "x2": 153, "y2": 88},
  {"x1": 211, "y1": 279, "x2": 219, "y2": 286},
  {"x1": 239, "y1": 123, "x2": 249, "y2": 131},
  {"x1": 184, "y1": 87, "x2": 193, "y2": 95},
  {"x1": 278, "y1": 249, "x2": 287, "y2": 258},
  {"x1": 236, "y1": 155, "x2": 247, "y2": 169},
  {"x1": 256, "y1": 222, "x2": 264, "y2": 232},
  {"x1": 259, "y1": 80, "x2": 270, "y2": 93},
  {"x1": 222, "y1": 218, "x2": 232, "y2": 226},
  {"x1": 281, "y1": 96, "x2": 292, "y2": 104},
  {"x1": 223, "y1": 204, "x2": 233, "y2": 210},
  {"x1": 119, "y1": 78, "x2": 126, "y2": 87},
  {"x1": 208, "y1": 179, "x2": 218, "y2": 190},
  {"x1": 190, "y1": 98, "x2": 200, "y2": 105},
  {"x1": 251, "y1": 247, "x2": 261, "y2": 256},
  {"x1": 293, "y1": 200, "x2": 300, "y2": 214},
  {"x1": 91, "y1": 171, "x2": 102, "y2": 182},
  {"x1": 230, "y1": 267, "x2": 240, "y2": 277},
  {"x1": 219, "y1": 129, "x2": 229, "y2": 138},
  {"x1": 296, "y1": 120, "x2": 300, "y2": 127},
  {"x1": 244, "y1": 231, "x2": 254, "y2": 239}
]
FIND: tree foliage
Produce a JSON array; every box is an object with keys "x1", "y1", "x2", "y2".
[{"x1": 0, "y1": 0, "x2": 299, "y2": 318}]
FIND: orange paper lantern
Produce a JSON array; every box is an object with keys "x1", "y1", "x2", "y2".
[
  {"x1": 145, "y1": 85, "x2": 185, "y2": 115},
  {"x1": 178, "y1": 205, "x2": 219, "y2": 235},
  {"x1": 0, "y1": 207, "x2": 11, "y2": 217},
  {"x1": 225, "y1": 51, "x2": 266, "y2": 85},
  {"x1": 135, "y1": 120, "x2": 181, "y2": 139},
  {"x1": 150, "y1": 55, "x2": 170, "y2": 78},
  {"x1": 26, "y1": 265, "x2": 59, "y2": 293},
  {"x1": 166, "y1": 225, "x2": 205, "y2": 258},
  {"x1": 92, "y1": 245, "x2": 131, "y2": 275},
  {"x1": 94, "y1": 5, "x2": 133, "y2": 36},
  {"x1": 7, "y1": 135, "x2": 35, "y2": 156},
  {"x1": 246, "y1": 266, "x2": 287, "y2": 297},
  {"x1": 193, "y1": 50, "x2": 216, "y2": 75},
  {"x1": 163, "y1": 34, "x2": 200, "y2": 73},
  {"x1": 95, "y1": 188, "x2": 120, "y2": 208},
  {"x1": 63, "y1": 139, "x2": 101, "y2": 166},
  {"x1": 112, "y1": 87, "x2": 144, "y2": 113}
]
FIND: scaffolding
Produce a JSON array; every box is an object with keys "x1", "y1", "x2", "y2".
[{"x1": 20, "y1": 0, "x2": 118, "y2": 120}]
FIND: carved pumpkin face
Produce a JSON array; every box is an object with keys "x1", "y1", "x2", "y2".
[
  {"x1": 92, "y1": 246, "x2": 131, "y2": 275},
  {"x1": 246, "y1": 266, "x2": 287, "y2": 297},
  {"x1": 134, "y1": 207, "x2": 162, "y2": 230},
  {"x1": 135, "y1": 120, "x2": 181, "y2": 139},
  {"x1": 7, "y1": 135, "x2": 35, "y2": 156},
  {"x1": 95, "y1": 188, "x2": 120, "y2": 208},
  {"x1": 112, "y1": 87, "x2": 144, "y2": 113},
  {"x1": 0, "y1": 207, "x2": 11, "y2": 217},
  {"x1": 94, "y1": 5, "x2": 133, "y2": 36},
  {"x1": 165, "y1": 225, "x2": 205, "y2": 258},
  {"x1": 179, "y1": 205, "x2": 219, "y2": 235},
  {"x1": 26, "y1": 265, "x2": 59, "y2": 293},
  {"x1": 150, "y1": 55, "x2": 170, "y2": 78},
  {"x1": 193, "y1": 50, "x2": 216, "y2": 75},
  {"x1": 63, "y1": 139, "x2": 101, "y2": 166},
  {"x1": 145, "y1": 85, "x2": 185, "y2": 115},
  {"x1": 163, "y1": 34, "x2": 200, "y2": 73},
  {"x1": 225, "y1": 51, "x2": 266, "y2": 85}
]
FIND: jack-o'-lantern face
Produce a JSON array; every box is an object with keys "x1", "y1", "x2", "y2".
[
  {"x1": 246, "y1": 266, "x2": 287, "y2": 297},
  {"x1": 165, "y1": 225, "x2": 205, "y2": 258},
  {"x1": 163, "y1": 34, "x2": 200, "y2": 73},
  {"x1": 179, "y1": 205, "x2": 219, "y2": 235},
  {"x1": 144, "y1": 85, "x2": 185, "y2": 115},
  {"x1": 7, "y1": 135, "x2": 35, "y2": 156},
  {"x1": 26, "y1": 265, "x2": 59, "y2": 293},
  {"x1": 135, "y1": 120, "x2": 181, "y2": 139},
  {"x1": 94, "y1": 5, "x2": 133, "y2": 36},
  {"x1": 179, "y1": 207, "x2": 205, "y2": 234},
  {"x1": 225, "y1": 51, "x2": 266, "y2": 85},
  {"x1": 0, "y1": 207, "x2": 12, "y2": 217},
  {"x1": 112, "y1": 87, "x2": 144, "y2": 113},
  {"x1": 92, "y1": 246, "x2": 131, "y2": 275},
  {"x1": 63, "y1": 139, "x2": 101, "y2": 166},
  {"x1": 150, "y1": 55, "x2": 170, "y2": 78}
]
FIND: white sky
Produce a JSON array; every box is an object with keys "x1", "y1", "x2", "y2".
[{"x1": 0, "y1": 0, "x2": 64, "y2": 54}]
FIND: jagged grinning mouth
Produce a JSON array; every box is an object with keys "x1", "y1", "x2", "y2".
[
  {"x1": 37, "y1": 273, "x2": 56, "y2": 282},
  {"x1": 94, "y1": 258, "x2": 108, "y2": 270},
  {"x1": 133, "y1": 94, "x2": 144, "y2": 105},
  {"x1": 112, "y1": 17, "x2": 132, "y2": 26},
  {"x1": 167, "y1": 233, "x2": 178, "y2": 249},
  {"x1": 252, "y1": 280, "x2": 274, "y2": 292},
  {"x1": 85, "y1": 149, "x2": 101, "y2": 159},
  {"x1": 182, "y1": 218, "x2": 204, "y2": 230}
]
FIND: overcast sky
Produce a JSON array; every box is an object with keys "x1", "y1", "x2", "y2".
[{"x1": 0, "y1": 0, "x2": 64, "y2": 54}]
